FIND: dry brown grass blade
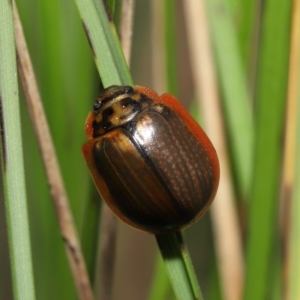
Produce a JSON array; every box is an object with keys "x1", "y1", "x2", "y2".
[
  {"x1": 151, "y1": 0, "x2": 167, "y2": 94},
  {"x1": 183, "y1": 1, "x2": 244, "y2": 300},
  {"x1": 119, "y1": 0, "x2": 135, "y2": 65},
  {"x1": 96, "y1": 204, "x2": 118, "y2": 300},
  {"x1": 13, "y1": 2, "x2": 94, "y2": 300},
  {"x1": 282, "y1": 0, "x2": 300, "y2": 298},
  {"x1": 281, "y1": 0, "x2": 299, "y2": 228}
]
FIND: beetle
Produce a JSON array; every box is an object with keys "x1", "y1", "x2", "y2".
[{"x1": 82, "y1": 85, "x2": 219, "y2": 234}]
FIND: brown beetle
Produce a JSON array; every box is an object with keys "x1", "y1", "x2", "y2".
[{"x1": 82, "y1": 85, "x2": 219, "y2": 233}]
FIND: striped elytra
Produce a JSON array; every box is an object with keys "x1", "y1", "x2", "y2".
[{"x1": 82, "y1": 85, "x2": 219, "y2": 233}]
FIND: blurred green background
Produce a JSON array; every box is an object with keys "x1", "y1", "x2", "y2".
[{"x1": 0, "y1": 0, "x2": 297, "y2": 299}]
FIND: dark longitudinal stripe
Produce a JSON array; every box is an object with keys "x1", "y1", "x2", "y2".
[
  {"x1": 92, "y1": 130, "x2": 185, "y2": 231},
  {"x1": 0, "y1": 97, "x2": 6, "y2": 171},
  {"x1": 126, "y1": 131, "x2": 188, "y2": 220}
]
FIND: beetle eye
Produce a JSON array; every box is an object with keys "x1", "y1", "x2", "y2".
[
  {"x1": 124, "y1": 86, "x2": 134, "y2": 94},
  {"x1": 93, "y1": 101, "x2": 101, "y2": 113}
]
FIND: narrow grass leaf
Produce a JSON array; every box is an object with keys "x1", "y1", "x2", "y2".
[
  {"x1": 244, "y1": 1, "x2": 292, "y2": 299},
  {"x1": 156, "y1": 233, "x2": 203, "y2": 300},
  {"x1": 147, "y1": 256, "x2": 172, "y2": 300},
  {"x1": 74, "y1": 0, "x2": 132, "y2": 86},
  {"x1": 236, "y1": 0, "x2": 260, "y2": 75},
  {"x1": 163, "y1": 0, "x2": 179, "y2": 96},
  {"x1": 0, "y1": 1, "x2": 35, "y2": 299},
  {"x1": 206, "y1": 0, "x2": 254, "y2": 198}
]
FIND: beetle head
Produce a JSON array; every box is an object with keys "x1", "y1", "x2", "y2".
[{"x1": 86, "y1": 86, "x2": 151, "y2": 138}]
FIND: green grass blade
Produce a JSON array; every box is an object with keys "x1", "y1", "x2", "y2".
[
  {"x1": 244, "y1": 1, "x2": 292, "y2": 299},
  {"x1": 164, "y1": 0, "x2": 179, "y2": 96},
  {"x1": 148, "y1": 255, "x2": 172, "y2": 300},
  {"x1": 80, "y1": 187, "x2": 101, "y2": 282},
  {"x1": 0, "y1": 2, "x2": 35, "y2": 299},
  {"x1": 234, "y1": 0, "x2": 261, "y2": 98},
  {"x1": 180, "y1": 237, "x2": 202, "y2": 299},
  {"x1": 236, "y1": 0, "x2": 259, "y2": 71},
  {"x1": 156, "y1": 233, "x2": 203, "y2": 300},
  {"x1": 74, "y1": 0, "x2": 132, "y2": 86},
  {"x1": 206, "y1": 0, "x2": 254, "y2": 197}
]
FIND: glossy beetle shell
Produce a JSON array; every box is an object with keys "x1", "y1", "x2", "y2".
[{"x1": 82, "y1": 85, "x2": 219, "y2": 233}]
